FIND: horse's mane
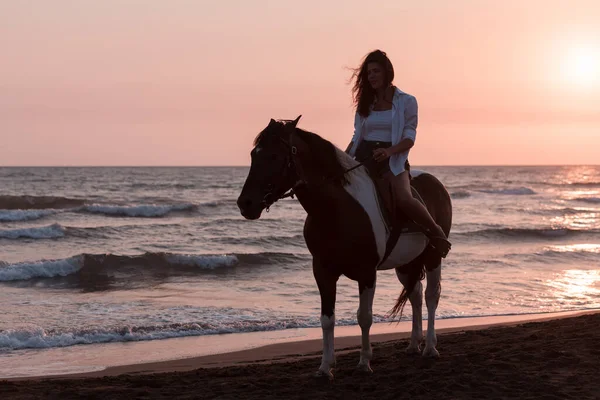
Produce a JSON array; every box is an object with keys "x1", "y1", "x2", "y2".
[{"x1": 254, "y1": 120, "x2": 351, "y2": 186}]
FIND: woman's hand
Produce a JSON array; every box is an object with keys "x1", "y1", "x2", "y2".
[{"x1": 373, "y1": 147, "x2": 392, "y2": 162}]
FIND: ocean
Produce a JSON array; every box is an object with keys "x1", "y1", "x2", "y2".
[{"x1": 1, "y1": 166, "x2": 599, "y2": 364}]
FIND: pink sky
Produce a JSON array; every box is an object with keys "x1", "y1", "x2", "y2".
[{"x1": 1, "y1": 0, "x2": 599, "y2": 166}]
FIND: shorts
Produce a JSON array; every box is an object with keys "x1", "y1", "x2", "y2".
[{"x1": 355, "y1": 140, "x2": 410, "y2": 178}]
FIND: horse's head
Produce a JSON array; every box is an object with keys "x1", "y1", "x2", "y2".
[{"x1": 237, "y1": 116, "x2": 302, "y2": 220}]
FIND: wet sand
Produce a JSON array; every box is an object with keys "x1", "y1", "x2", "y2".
[{"x1": 1, "y1": 312, "x2": 599, "y2": 399}]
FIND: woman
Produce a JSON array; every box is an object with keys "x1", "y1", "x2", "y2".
[{"x1": 346, "y1": 50, "x2": 451, "y2": 257}]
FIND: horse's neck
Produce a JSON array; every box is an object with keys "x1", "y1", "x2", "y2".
[
  {"x1": 333, "y1": 147, "x2": 361, "y2": 173},
  {"x1": 293, "y1": 148, "x2": 366, "y2": 219},
  {"x1": 293, "y1": 182, "x2": 337, "y2": 218}
]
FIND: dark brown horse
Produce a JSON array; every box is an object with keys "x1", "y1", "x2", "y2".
[{"x1": 237, "y1": 117, "x2": 452, "y2": 378}]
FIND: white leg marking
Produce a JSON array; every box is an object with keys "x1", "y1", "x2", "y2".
[
  {"x1": 318, "y1": 314, "x2": 335, "y2": 377},
  {"x1": 356, "y1": 283, "x2": 376, "y2": 372},
  {"x1": 424, "y1": 265, "x2": 441, "y2": 358},
  {"x1": 396, "y1": 271, "x2": 423, "y2": 354}
]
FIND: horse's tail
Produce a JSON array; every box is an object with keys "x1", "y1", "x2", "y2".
[{"x1": 388, "y1": 259, "x2": 426, "y2": 321}]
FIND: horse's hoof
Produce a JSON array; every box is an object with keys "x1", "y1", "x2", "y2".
[
  {"x1": 405, "y1": 345, "x2": 421, "y2": 355},
  {"x1": 355, "y1": 363, "x2": 373, "y2": 374},
  {"x1": 315, "y1": 369, "x2": 334, "y2": 380},
  {"x1": 422, "y1": 346, "x2": 440, "y2": 358}
]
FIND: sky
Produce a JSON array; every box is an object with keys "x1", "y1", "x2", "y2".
[{"x1": 1, "y1": 0, "x2": 599, "y2": 166}]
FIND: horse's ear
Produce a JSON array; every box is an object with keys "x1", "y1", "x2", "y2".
[
  {"x1": 290, "y1": 115, "x2": 302, "y2": 128},
  {"x1": 269, "y1": 118, "x2": 278, "y2": 127}
]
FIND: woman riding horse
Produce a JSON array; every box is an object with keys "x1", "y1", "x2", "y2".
[
  {"x1": 237, "y1": 50, "x2": 453, "y2": 379},
  {"x1": 346, "y1": 50, "x2": 451, "y2": 257}
]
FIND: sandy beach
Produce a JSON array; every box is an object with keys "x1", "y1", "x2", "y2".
[{"x1": 1, "y1": 311, "x2": 598, "y2": 399}]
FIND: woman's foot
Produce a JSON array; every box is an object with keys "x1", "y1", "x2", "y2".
[
  {"x1": 427, "y1": 226, "x2": 451, "y2": 258},
  {"x1": 428, "y1": 236, "x2": 451, "y2": 258}
]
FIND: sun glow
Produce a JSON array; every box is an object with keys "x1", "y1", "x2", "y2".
[{"x1": 562, "y1": 45, "x2": 600, "y2": 87}]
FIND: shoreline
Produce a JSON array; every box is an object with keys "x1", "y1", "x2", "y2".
[
  {"x1": 1, "y1": 311, "x2": 598, "y2": 400},
  {"x1": 4, "y1": 309, "x2": 598, "y2": 381}
]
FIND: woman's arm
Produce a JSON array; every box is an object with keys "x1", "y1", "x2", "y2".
[
  {"x1": 346, "y1": 112, "x2": 362, "y2": 156},
  {"x1": 401, "y1": 95, "x2": 418, "y2": 144},
  {"x1": 373, "y1": 138, "x2": 413, "y2": 161},
  {"x1": 373, "y1": 95, "x2": 418, "y2": 162},
  {"x1": 387, "y1": 138, "x2": 414, "y2": 156},
  {"x1": 345, "y1": 141, "x2": 354, "y2": 154}
]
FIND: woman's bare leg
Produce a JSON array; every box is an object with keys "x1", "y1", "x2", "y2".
[{"x1": 392, "y1": 171, "x2": 451, "y2": 255}]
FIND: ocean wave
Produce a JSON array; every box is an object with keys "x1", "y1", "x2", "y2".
[
  {"x1": 478, "y1": 187, "x2": 536, "y2": 195},
  {"x1": 81, "y1": 203, "x2": 197, "y2": 217},
  {"x1": 0, "y1": 195, "x2": 232, "y2": 219},
  {"x1": 450, "y1": 190, "x2": 471, "y2": 199},
  {"x1": 535, "y1": 249, "x2": 600, "y2": 262},
  {"x1": 0, "y1": 251, "x2": 304, "y2": 283},
  {"x1": 0, "y1": 209, "x2": 58, "y2": 222},
  {"x1": 195, "y1": 199, "x2": 239, "y2": 212},
  {"x1": 455, "y1": 227, "x2": 600, "y2": 240},
  {"x1": 574, "y1": 197, "x2": 600, "y2": 204},
  {"x1": 199, "y1": 200, "x2": 233, "y2": 207},
  {"x1": 129, "y1": 182, "x2": 196, "y2": 190},
  {"x1": 572, "y1": 181, "x2": 600, "y2": 187},
  {"x1": 0, "y1": 321, "x2": 314, "y2": 351},
  {"x1": 528, "y1": 207, "x2": 599, "y2": 216},
  {"x1": 0, "y1": 222, "x2": 186, "y2": 241},
  {"x1": 0, "y1": 223, "x2": 66, "y2": 239},
  {"x1": 0, "y1": 256, "x2": 84, "y2": 281},
  {"x1": 506, "y1": 245, "x2": 600, "y2": 264},
  {"x1": 212, "y1": 234, "x2": 305, "y2": 247},
  {"x1": 0, "y1": 195, "x2": 85, "y2": 210},
  {"x1": 543, "y1": 181, "x2": 600, "y2": 188},
  {"x1": 4, "y1": 308, "x2": 600, "y2": 351},
  {"x1": 164, "y1": 254, "x2": 238, "y2": 269},
  {"x1": 235, "y1": 252, "x2": 308, "y2": 265},
  {"x1": 0, "y1": 314, "x2": 388, "y2": 351}
]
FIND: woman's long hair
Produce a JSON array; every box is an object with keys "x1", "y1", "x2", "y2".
[{"x1": 351, "y1": 50, "x2": 395, "y2": 118}]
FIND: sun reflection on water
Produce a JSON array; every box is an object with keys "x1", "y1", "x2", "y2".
[
  {"x1": 551, "y1": 166, "x2": 600, "y2": 186},
  {"x1": 549, "y1": 212, "x2": 600, "y2": 229},
  {"x1": 547, "y1": 269, "x2": 600, "y2": 302},
  {"x1": 549, "y1": 244, "x2": 600, "y2": 253}
]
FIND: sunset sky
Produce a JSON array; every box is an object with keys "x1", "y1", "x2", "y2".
[{"x1": 2, "y1": 0, "x2": 599, "y2": 166}]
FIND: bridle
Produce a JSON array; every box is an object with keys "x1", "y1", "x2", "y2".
[
  {"x1": 261, "y1": 119, "x2": 370, "y2": 212},
  {"x1": 261, "y1": 127, "x2": 304, "y2": 212}
]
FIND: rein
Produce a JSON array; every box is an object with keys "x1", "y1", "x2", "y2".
[{"x1": 277, "y1": 158, "x2": 369, "y2": 200}]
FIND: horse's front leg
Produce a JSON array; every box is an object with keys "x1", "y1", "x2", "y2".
[
  {"x1": 357, "y1": 277, "x2": 376, "y2": 372},
  {"x1": 313, "y1": 262, "x2": 339, "y2": 379}
]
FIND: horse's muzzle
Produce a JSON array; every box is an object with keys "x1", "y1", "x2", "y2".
[{"x1": 237, "y1": 195, "x2": 263, "y2": 220}]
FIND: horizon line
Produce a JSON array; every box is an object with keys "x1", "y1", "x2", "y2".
[{"x1": 1, "y1": 164, "x2": 599, "y2": 168}]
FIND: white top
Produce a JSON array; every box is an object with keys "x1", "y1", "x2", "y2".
[
  {"x1": 364, "y1": 109, "x2": 393, "y2": 142},
  {"x1": 349, "y1": 88, "x2": 418, "y2": 175}
]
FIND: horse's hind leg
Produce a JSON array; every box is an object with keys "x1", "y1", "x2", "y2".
[
  {"x1": 396, "y1": 267, "x2": 424, "y2": 354},
  {"x1": 423, "y1": 262, "x2": 441, "y2": 358},
  {"x1": 356, "y1": 277, "x2": 376, "y2": 373}
]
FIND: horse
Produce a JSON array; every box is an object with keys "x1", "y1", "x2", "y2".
[{"x1": 237, "y1": 116, "x2": 452, "y2": 378}]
